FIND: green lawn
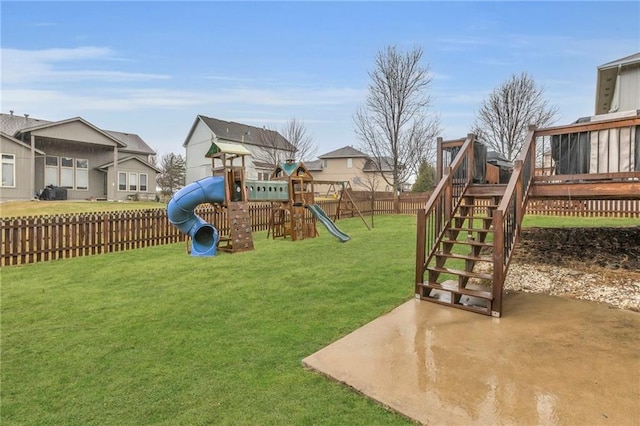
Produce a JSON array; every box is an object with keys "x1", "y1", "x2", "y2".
[
  {"x1": 2, "y1": 213, "x2": 636, "y2": 425},
  {"x1": 1, "y1": 215, "x2": 415, "y2": 425},
  {"x1": 0, "y1": 200, "x2": 164, "y2": 218}
]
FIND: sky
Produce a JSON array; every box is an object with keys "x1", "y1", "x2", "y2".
[{"x1": 1, "y1": 1, "x2": 639, "y2": 160}]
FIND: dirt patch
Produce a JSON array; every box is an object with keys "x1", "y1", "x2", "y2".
[
  {"x1": 516, "y1": 226, "x2": 640, "y2": 270},
  {"x1": 505, "y1": 226, "x2": 640, "y2": 311}
]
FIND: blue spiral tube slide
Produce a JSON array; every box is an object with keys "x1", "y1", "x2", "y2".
[{"x1": 167, "y1": 176, "x2": 226, "y2": 257}]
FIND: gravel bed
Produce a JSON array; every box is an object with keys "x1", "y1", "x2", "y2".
[{"x1": 502, "y1": 261, "x2": 640, "y2": 312}]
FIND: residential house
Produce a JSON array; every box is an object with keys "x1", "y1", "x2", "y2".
[
  {"x1": 0, "y1": 112, "x2": 159, "y2": 202},
  {"x1": 314, "y1": 146, "x2": 395, "y2": 193},
  {"x1": 183, "y1": 115, "x2": 296, "y2": 184},
  {"x1": 595, "y1": 52, "x2": 640, "y2": 115}
]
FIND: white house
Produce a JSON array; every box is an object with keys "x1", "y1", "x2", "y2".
[
  {"x1": 183, "y1": 115, "x2": 296, "y2": 184},
  {"x1": 595, "y1": 52, "x2": 640, "y2": 115}
]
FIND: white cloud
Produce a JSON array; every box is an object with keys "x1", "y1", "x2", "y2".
[{"x1": 1, "y1": 46, "x2": 170, "y2": 84}]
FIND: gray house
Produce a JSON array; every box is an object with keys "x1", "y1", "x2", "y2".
[
  {"x1": 183, "y1": 115, "x2": 296, "y2": 184},
  {"x1": 0, "y1": 112, "x2": 159, "y2": 202}
]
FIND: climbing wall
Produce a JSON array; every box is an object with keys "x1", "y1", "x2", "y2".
[{"x1": 223, "y1": 201, "x2": 254, "y2": 253}]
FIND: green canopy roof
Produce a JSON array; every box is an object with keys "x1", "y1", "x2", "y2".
[
  {"x1": 205, "y1": 141, "x2": 251, "y2": 157},
  {"x1": 278, "y1": 161, "x2": 299, "y2": 176}
]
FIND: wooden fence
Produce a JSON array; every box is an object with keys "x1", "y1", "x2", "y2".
[
  {"x1": 1, "y1": 196, "x2": 637, "y2": 267},
  {"x1": 525, "y1": 199, "x2": 640, "y2": 217}
]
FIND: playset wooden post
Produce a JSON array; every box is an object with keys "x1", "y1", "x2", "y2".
[{"x1": 205, "y1": 140, "x2": 254, "y2": 253}]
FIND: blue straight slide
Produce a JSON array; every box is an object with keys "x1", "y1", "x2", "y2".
[{"x1": 306, "y1": 204, "x2": 350, "y2": 242}]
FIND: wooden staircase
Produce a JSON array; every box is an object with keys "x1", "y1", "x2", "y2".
[
  {"x1": 418, "y1": 192, "x2": 504, "y2": 316},
  {"x1": 417, "y1": 116, "x2": 640, "y2": 317},
  {"x1": 415, "y1": 132, "x2": 535, "y2": 317}
]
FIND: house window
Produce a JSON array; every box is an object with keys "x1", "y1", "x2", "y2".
[
  {"x1": 118, "y1": 172, "x2": 127, "y2": 191},
  {"x1": 140, "y1": 173, "x2": 148, "y2": 192},
  {"x1": 129, "y1": 172, "x2": 138, "y2": 191},
  {"x1": 1, "y1": 154, "x2": 15, "y2": 187},
  {"x1": 347, "y1": 158, "x2": 353, "y2": 168},
  {"x1": 322, "y1": 159, "x2": 328, "y2": 168},
  {"x1": 45, "y1": 156, "x2": 59, "y2": 186},
  {"x1": 76, "y1": 159, "x2": 88, "y2": 190},
  {"x1": 60, "y1": 157, "x2": 74, "y2": 189}
]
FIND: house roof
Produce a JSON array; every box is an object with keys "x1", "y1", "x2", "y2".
[
  {"x1": 0, "y1": 113, "x2": 155, "y2": 154},
  {"x1": 105, "y1": 130, "x2": 155, "y2": 155},
  {"x1": 363, "y1": 157, "x2": 393, "y2": 172},
  {"x1": 1, "y1": 113, "x2": 52, "y2": 135},
  {"x1": 0, "y1": 131, "x2": 46, "y2": 154},
  {"x1": 187, "y1": 115, "x2": 295, "y2": 152},
  {"x1": 318, "y1": 145, "x2": 368, "y2": 159},
  {"x1": 97, "y1": 155, "x2": 161, "y2": 173},
  {"x1": 14, "y1": 116, "x2": 127, "y2": 147},
  {"x1": 598, "y1": 52, "x2": 640, "y2": 70},
  {"x1": 595, "y1": 52, "x2": 640, "y2": 115},
  {"x1": 305, "y1": 159, "x2": 323, "y2": 171},
  {"x1": 253, "y1": 160, "x2": 276, "y2": 170}
]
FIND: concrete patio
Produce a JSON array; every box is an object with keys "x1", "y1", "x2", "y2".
[{"x1": 303, "y1": 291, "x2": 640, "y2": 425}]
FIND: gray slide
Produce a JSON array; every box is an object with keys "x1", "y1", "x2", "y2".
[{"x1": 307, "y1": 204, "x2": 350, "y2": 242}]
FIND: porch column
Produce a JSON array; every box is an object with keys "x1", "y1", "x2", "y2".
[
  {"x1": 30, "y1": 135, "x2": 36, "y2": 198},
  {"x1": 111, "y1": 146, "x2": 118, "y2": 201}
]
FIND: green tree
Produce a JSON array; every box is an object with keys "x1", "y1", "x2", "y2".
[
  {"x1": 156, "y1": 153, "x2": 186, "y2": 197},
  {"x1": 412, "y1": 161, "x2": 436, "y2": 192}
]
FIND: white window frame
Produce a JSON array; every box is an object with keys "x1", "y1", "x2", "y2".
[
  {"x1": 75, "y1": 158, "x2": 88, "y2": 191},
  {"x1": 139, "y1": 173, "x2": 148, "y2": 192},
  {"x1": 322, "y1": 159, "x2": 328, "y2": 168},
  {"x1": 118, "y1": 172, "x2": 127, "y2": 191},
  {"x1": 128, "y1": 172, "x2": 138, "y2": 191},
  {"x1": 60, "y1": 157, "x2": 74, "y2": 189},
  {"x1": 1, "y1": 154, "x2": 16, "y2": 188},
  {"x1": 45, "y1": 156, "x2": 59, "y2": 186},
  {"x1": 347, "y1": 158, "x2": 353, "y2": 168}
]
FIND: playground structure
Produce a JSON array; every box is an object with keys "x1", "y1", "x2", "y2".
[{"x1": 167, "y1": 141, "x2": 357, "y2": 256}]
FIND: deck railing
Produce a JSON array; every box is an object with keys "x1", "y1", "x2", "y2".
[
  {"x1": 533, "y1": 111, "x2": 640, "y2": 182},
  {"x1": 492, "y1": 126, "x2": 536, "y2": 316},
  {"x1": 415, "y1": 134, "x2": 475, "y2": 295},
  {"x1": 491, "y1": 113, "x2": 640, "y2": 315}
]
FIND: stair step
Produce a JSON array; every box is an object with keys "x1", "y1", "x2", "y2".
[
  {"x1": 453, "y1": 216, "x2": 494, "y2": 222},
  {"x1": 462, "y1": 203, "x2": 500, "y2": 209},
  {"x1": 443, "y1": 239, "x2": 492, "y2": 248},
  {"x1": 449, "y1": 226, "x2": 494, "y2": 233},
  {"x1": 436, "y1": 252, "x2": 493, "y2": 262},
  {"x1": 420, "y1": 281, "x2": 494, "y2": 300},
  {"x1": 427, "y1": 266, "x2": 493, "y2": 280}
]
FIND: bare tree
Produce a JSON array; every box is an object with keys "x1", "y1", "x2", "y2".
[
  {"x1": 156, "y1": 153, "x2": 185, "y2": 197},
  {"x1": 253, "y1": 118, "x2": 317, "y2": 169},
  {"x1": 355, "y1": 167, "x2": 382, "y2": 228},
  {"x1": 473, "y1": 72, "x2": 558, "y2": 162},
  {"x1": 354, "y1": 45, "x2": 441, "y2": 204},
  {"x1": 281, "y1": 118, "x2": 317, "y2": 161}
]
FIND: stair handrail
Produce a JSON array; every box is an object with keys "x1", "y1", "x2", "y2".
[
  {"x1": 491, "y1": 125, "x2": 537, "y2": 316},
  {"x1": 415, "y1": 134, "x2": 476, "y2": 295}
]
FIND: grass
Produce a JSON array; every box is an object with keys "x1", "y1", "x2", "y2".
[
  {"x1": 0, "y1": 200, "x2": 164, "y2": 218},
  {"x1": 522, "y1": 215, "x2": 638, "y2": 228},
  {"x1": 2, "y1": 212, "x2": 636, "y2": 425},
  {"x1": 1, "y1": 215, "x2": 416, "y2": 425}
]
